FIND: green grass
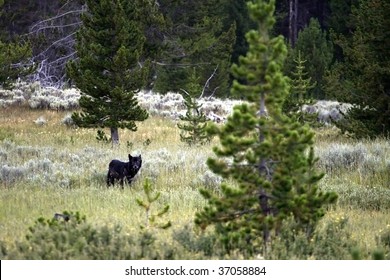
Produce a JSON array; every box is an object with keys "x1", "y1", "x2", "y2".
[{"x1": 0, "y1": 106, "x2": 389, "y2": 259}]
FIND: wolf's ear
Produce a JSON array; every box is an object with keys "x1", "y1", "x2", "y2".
[{"x1": 128, "y1": 154, "x2": 133, "y2": 160}]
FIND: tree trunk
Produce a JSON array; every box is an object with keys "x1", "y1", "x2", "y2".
[
  {"x1": 293, "y1": 0, "x2": 298, "y2": 47},
  {"x1": 289, "y1": 0, "x2": 298, "y2": 47},
  {"x1": 258, "y1": 92, "x2": 271, "y2": 242},
  {"x1": 110, "y1": 127, "x2": 119, "y2": 146},
  {"x1": 289, "y1": 0, "x2": 294, "y2": 46}
]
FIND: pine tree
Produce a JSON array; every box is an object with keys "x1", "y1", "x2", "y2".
[
  {"x1": 0, "y1": 40, "x2": 34, "y2": 89},
  {"x1": 326, "y1": 0, "x2": 358, "y2": 35},
  {"x1": 177, "y1": 70, "x2": 211, "y2": 146},
  {"x1": 283, "y1": 51, "x2": 318, "y2": 124},
  {"x1": 325, "y1": 0, "x2": 390, "y2": 138},
  {"x1": 154, "y1": 0, "x2": 236, "y2": 97},
  {"x1": 290, "y1": 51, "x2": 317, "y2": 101},
  {"x1": 178, "y1": 96, "x2": 208, "y2": 146},
  {"x1": 0, "y1": 0, "x2": 34, "y2": 89},
  {"x1": 223, "y1": 0, "x2": 255, "y2": 65},
  {"x1": 195, "y1": 0, "x2": 337, "y2": 255},
  {"x1": 136, "y1": 179, "x2": 171, "y2": 231},
  {"x1": 285, "y1": 18, "x2": 333, "y2": 99},
  {"x1": 66, "y1": 0, "x2": 150, "y2": 145}
]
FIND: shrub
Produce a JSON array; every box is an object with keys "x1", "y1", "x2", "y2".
[
  {"x1": 0, "y1": 165, "x2": 27, "y2": 185},
  {"x1": 336, "y1": 185, "x2": 390, "y2": 211},
  {"x1": 173, "y1": 224, "x2": 219, "y2": 257},
  {"x1": 317, "y1": 143, "x2": 367, "y2": 173},
  {"x1": 192, "y1": 170, "x2": 222, "y2": 192},
  {"x1": 376, "y1": 225, "x2": 390, "y2": 259},
  {"x1": 0, "y1": 128, "x2": 14, "y2": 141},
  {"x1": 61, "y1": 114, "x2": 76, "y2": 127},
  {"x1": 34, "y1": 116, "x2": 47, "y2": 126},
  {"x1": 1, "y1": 211, "x2": 181, "y2": 260},
  {"x1": 268, "y1": 215, "x2": 359, "y2": 259},
  {"x1": 316, "y1": 140, "x2": 390, "y2": 188}
]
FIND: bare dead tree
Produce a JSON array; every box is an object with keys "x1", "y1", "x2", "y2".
[
  {"x1": 200, "y1": 65, "x2": 219, "y2": 99},
  {"x1": 26, "y1": 1, "x2": 85, "y2": 88}
]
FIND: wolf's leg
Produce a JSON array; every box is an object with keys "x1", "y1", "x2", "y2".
[{"x1": 107, "y1": 171, "x2": 112, "y2": 187}]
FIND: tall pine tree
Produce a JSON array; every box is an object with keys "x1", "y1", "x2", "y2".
[
  {"x1": 0, "y1": 1, "x2": 34, "y2": 89},
  {"x1": 326, "y1": 0, "x2": 390, "y2": 138},
  {"x1": 285, "y1": 18, "x2": 333, "y2": 99},
  {"x1": 0, "y1": 40, "x2": 34, "y2": 89},
  {"x1": 195, "y1": 0, "x2": 337, "y2": 255},
  {"x1": 67, "y1": 0, "x2": 150, "y2": 145},
  {"x1": 154, "y1": 0, "x2": 236, "y2": 97}
]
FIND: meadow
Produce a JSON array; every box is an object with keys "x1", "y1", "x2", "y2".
[{"x1": 0, "y1": 84, "x2": 389, "y2": 259}]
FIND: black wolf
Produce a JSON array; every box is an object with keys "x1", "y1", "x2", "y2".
[{"x1": 106, "y1": 154, "x2": 142, "y2": 188}]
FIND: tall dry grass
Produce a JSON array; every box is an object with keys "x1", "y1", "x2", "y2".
[{"x1": 0, "y1": 105, "x2": 389, "y2": 259}]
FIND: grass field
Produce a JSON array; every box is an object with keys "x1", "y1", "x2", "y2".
[{"x1": 1, "y1": 105, "x2": 389, "y2": 259}]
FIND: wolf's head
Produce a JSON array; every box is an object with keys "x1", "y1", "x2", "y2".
[{"x1": 128, "y1": 154, "x2": 142, "y2": 174}]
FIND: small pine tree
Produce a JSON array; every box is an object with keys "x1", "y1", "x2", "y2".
[
  {"x1": 67, "y1": 0, "x2": 150, "y2": 146},
  {"x1": 290, "y1": 51, "x2": 317, "y2": 101},
  {"x1": 178, "y1": 94, "x2": 211, "y2": 146},
  {"x1": 195, "y1": 0, "x2": 337, "y2": 255},
  {"x1": 136, "y1": 179, "x2": 171, "y2": 231},
  {"x1": 177, "y1": 70, "x2": 211, "y2": 146},
  {"x1": 283, "y1": 51, "x2": 318, "y2": 125}
]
